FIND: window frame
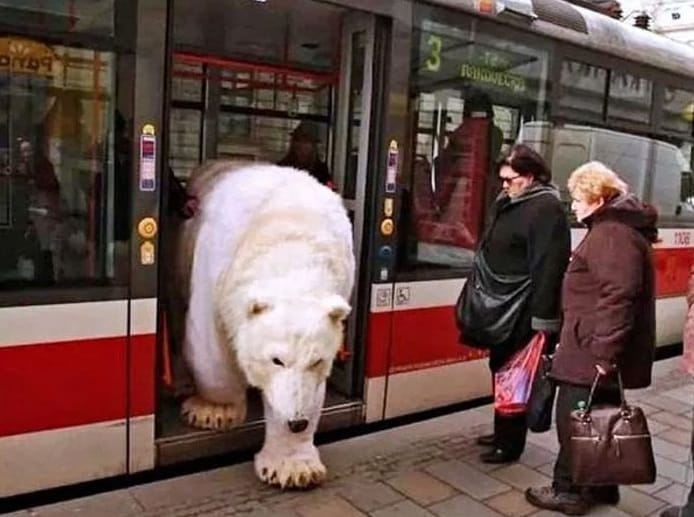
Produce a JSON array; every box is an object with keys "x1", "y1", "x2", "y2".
[
  {"x1": 0, "y1": 0, "x2": 144, "y2": 306},
  {"x1": 395, "y1": 4, "x2": 554, "y2": 282}
]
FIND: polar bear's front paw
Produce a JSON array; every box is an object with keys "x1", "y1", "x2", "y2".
[
  {"x1": 254, "y1": 447, "x2": 327, "y2": 489},
  {"x1": 180, "y1": 395, "x2": 246, "y2": 430}
]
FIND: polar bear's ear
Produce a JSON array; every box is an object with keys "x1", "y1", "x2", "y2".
[
  {"x1": 325, "y1": 295, "x2": 351, "y2": 324},
  {"x1": 248, "y1": 299, "x2": 271, "y2": 317}
]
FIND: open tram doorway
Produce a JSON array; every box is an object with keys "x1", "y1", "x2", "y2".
[{"x1": 156, "y1": 0, "x2": 378, "y2": 463}]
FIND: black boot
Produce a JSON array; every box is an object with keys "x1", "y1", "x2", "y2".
[
  {"x1": 479, "y1": 447, "x2": 520, "y2": 464},
  {"x1": 476, "y1": 433, "x2": 496, "y2": 447},
  {"x1": 583, "y1": 486, "x2": 619, "y2": 505}
]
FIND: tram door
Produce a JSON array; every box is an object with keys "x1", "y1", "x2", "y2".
[{"x1": 330, "y1": 12, "x2": 376, "y2": 398}]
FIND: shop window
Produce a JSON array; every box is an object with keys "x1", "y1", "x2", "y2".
[
  {"x1": 400, "y1": 8, "x2": 549, "y2": 274},
  {"x1": 0, "y1": 38, "x2": 121, "y2": 287}
]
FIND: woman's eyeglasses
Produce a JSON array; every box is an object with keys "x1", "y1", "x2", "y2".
[{"x1": 500, "y1": 174, "x2": 521, "y2": 185}]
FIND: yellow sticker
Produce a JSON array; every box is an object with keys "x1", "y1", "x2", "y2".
[
  {"x1": 140, "y1": 241, "x2": 155, "y2": 265},
  {"x1": 142, "y1": 124, "x2": 155, "y2": 136},
  {"x1": 137, "y1": 217, "x2": 158, "y2": 239},
  {"x1": 384, "y1": 198, "x2": 394, "y2": 217},
  {"x1": 380, "y1": 218, "x2": 394, "y2": 236}
]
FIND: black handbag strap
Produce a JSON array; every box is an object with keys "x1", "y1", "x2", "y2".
[{"x1": 585, "y1": 369, "x2": 627, "y2": 412}]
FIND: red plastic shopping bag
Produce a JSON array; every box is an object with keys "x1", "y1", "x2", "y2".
[{"x1": 494, "y1": 332, "x2": 546, "y2": 416}]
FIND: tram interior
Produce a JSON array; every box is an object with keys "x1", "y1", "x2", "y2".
[{"x1": 158, "y1": 0, "x2": 359, "y2": 447}]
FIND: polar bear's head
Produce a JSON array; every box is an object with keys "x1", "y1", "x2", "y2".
[{"x1": 234, "y1": 293, "x2": 351, "y2": 432}]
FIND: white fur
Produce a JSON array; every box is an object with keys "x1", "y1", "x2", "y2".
[{"x1": 180, "y1": 162, "x2": 354, "y2": 488}]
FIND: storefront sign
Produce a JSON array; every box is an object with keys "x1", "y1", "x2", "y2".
[
  {"x1": 0, "y1": 37, "x2": 59, "y2": 77},
  {"x1": 139, "y1": 124, "x2": 157, "y2": 192}
]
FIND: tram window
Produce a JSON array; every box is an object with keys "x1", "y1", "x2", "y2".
[
  {"x1": 401, "y1": 8, "x2": 549, "y2": 274},
  {"x1": 172, "y1": 62, "x2": 204, "y2": 103},
  {"x1": 0, "y1": 1, "x2": 114, "y2": 36},
  {"x1": 651, "y1": 140, "x2": 694, "y2": 220},
  {"x1": 521, "y1": 122, "x2": 651, "y2": 208},
  {"x1": 210, "y1": 65, "x2": 332, "y2": 168},
  {"x1": 218, "y1": 114, "x2": 329, "y2": 165},
  {"x1": 559, "y1": 61, "x2": 607, "y2": 122},
  {"x1": 169, "y1": 109, "x2": 202, "y2": 178},
  {"x1": 663, "y1": 87, "x2": 694, "y2": 137},
  {"x1": 607, "y1": 72, "x2": 652, "y2": 125},
  {"x1": 0, "y1": 39, "x2": 123, "y2": 288},
  {"x1": 220, "y1": 70, "x2": 331, "y2": 117}
]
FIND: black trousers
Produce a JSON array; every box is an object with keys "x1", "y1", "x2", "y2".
[
  {"x1": 489, "y1": 342, "x2": 530, "y2": 456},
  {"x1": 553, "y1": 382, "x2": 621, "y2": 493}
]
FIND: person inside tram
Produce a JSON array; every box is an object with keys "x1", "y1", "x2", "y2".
[
  {"x1": 277, "y1": 120, "x2": 334, "y2": 188},
  {"x1": 9, "y1": 137, "x2": 62, "y2": 284},
  {"x1": 411, "y1": 92, "x2": 504, "y2": 267}
]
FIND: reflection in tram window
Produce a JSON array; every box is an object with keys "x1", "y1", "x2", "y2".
[
  {"x1": 0, "y1": 1, "x2": 114, "y2": 36},
  {"x1": 0, "y1": 39, "x2": 121, "y2": 287},
  {"x1": 400, "y1": 9, "x2": 549, "y2": 272},
  {"x1": 663, "y1": 88, "x2": 694, "y2": 137},
  {"x1": 524, "y1": 60, "x2": 694, "y2": 224},
  {"x1": 559, "y1": 61, "x2": 607, "y2": 122},
  {"x1": 607, "y1": 71, "x2": 652, "y2": 124}
]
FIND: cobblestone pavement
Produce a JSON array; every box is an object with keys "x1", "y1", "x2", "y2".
[{"x1": 7, "y1": 358, "x2": 694, "y2": 517}]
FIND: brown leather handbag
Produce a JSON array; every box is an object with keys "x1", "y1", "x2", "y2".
[{"x1": 570, "y1": 372, "x2": 656, "y2": 486}]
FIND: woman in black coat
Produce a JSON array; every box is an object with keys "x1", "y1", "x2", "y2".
[{"x1": 460, "y1": 144, "x2": 571, "y2": 464}]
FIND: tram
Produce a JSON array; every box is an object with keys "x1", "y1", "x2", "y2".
[{"x1": 0, "y1": 0, "x2": 693, "y2": 498}]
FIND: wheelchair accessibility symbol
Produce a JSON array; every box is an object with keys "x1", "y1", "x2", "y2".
[{"x1": 395, "y1": 287, "x2": 410, "y2": 306}]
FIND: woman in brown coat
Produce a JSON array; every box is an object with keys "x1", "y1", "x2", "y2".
[{"x1": 526, "y1": 161, "x2": 658, "y2": 516}]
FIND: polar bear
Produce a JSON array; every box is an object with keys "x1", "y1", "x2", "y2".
[{"x1": 172, "y1": 160, "x2": 355, "y2": 489}]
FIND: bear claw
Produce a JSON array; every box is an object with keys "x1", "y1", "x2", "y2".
[
  {"x1": 254, "y1": 450, "x2": 327, "y2": 490},
  {"x1": 180, "y1": 395, "x2": 246, "y2": 431}
]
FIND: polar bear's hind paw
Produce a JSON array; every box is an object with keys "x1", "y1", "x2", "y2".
[{"x1": 180, "y1": 395, "x2": 246, "y2": 430}]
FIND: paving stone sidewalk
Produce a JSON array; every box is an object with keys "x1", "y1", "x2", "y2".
[{"x1": 7, "y1": 358, "x2": 694, "y2": 517}]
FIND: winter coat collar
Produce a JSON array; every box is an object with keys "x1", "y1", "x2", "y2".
[
  {"x1": 496, "y1": 182, "x2": 560, "y2": 209},
  {"x1": 583, "y1": 193, "x2": 659, "y2": 243}
]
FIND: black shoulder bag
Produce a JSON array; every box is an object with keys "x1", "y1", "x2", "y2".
[{"x1": 455, "y1": 250, "x2": 532, "y2": 349}]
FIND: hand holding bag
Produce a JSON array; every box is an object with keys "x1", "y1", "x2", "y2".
[{"x1": 570, "y1": 371, "x2": 656, "y2": 486}]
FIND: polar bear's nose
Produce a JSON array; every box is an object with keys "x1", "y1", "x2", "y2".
[{"x1": 287, "y1": 419, "x2": 309, "y2": 433}]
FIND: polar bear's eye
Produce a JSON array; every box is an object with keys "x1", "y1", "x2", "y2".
[
  {"x1": 310, "y1": 359, "x2": 324, "y2": 369},
  {"x1": 272, "y1": 357, "x2": 285, "y2": 367}
]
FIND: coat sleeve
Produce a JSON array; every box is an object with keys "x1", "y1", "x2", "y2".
[
  {"x1": 526, "y1": 200, "x2": 571, "y2": 334},
  {"x1": 589, "y1": 223, "x2": 644, "y2": 371}
]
